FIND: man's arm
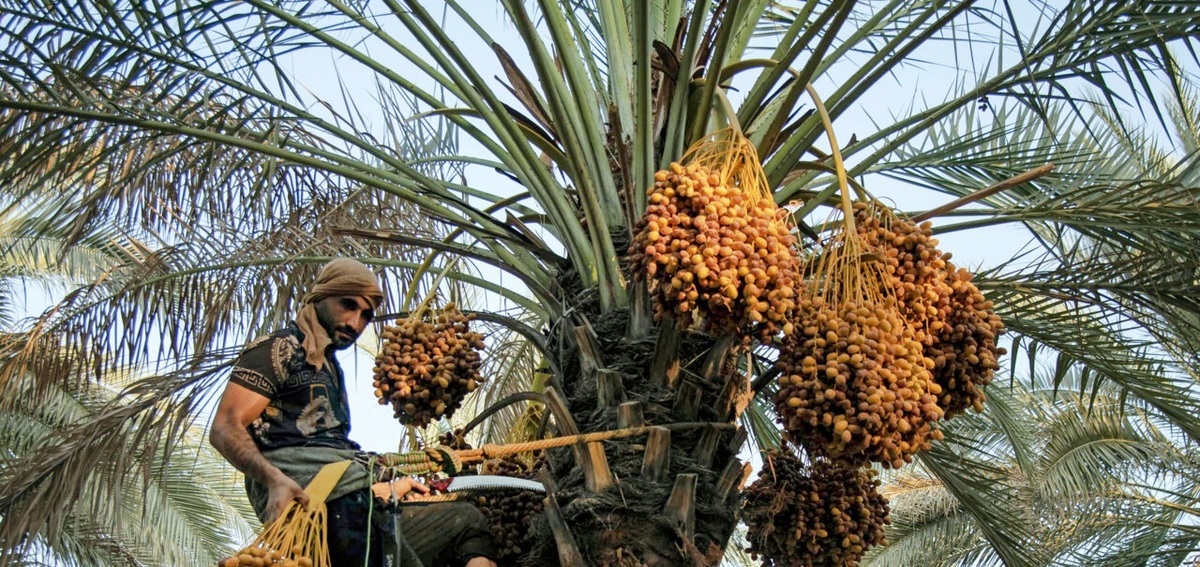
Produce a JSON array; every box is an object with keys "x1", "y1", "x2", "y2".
[{"x1": 209, "y1": 381, "x2": 309, "y2": 520}]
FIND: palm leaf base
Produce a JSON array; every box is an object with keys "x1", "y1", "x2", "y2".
[{"x1": 520, "y1": 275, "x2": 747, "y2": 566}]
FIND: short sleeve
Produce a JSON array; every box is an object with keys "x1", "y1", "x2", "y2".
[{"x1": 229, "y1": 334, "x2": 296, "y2": 397}]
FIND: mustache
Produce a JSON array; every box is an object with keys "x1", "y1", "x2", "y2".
[{"x1": 334, "y1": 326, "x2": 359, "y2": 338}]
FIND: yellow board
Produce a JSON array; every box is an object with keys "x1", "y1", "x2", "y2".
[{"x1": 303, "y1": 459, "x2": 352, "y2": 503}]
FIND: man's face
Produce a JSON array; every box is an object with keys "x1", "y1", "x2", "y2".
[{"x1": 314, "y1": 295, "x2": 375, "y2": 350}]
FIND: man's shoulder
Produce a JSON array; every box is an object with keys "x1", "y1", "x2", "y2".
[
  {"x1": 243, "y1": 326, "x2": 300, "y2": 350},
  {"x1": 236, "y1": 327, "x2": 302, "y2": 370},
  {"x1": 266, "y1": 324, "x2": 303, "y2": 343}
]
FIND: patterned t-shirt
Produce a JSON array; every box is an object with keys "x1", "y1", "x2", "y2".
[{"x1": 229, "y1": 322, "x2": 360, "y2": 451}]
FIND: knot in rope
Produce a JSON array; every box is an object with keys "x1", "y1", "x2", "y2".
[{"x1": 425, "y1": 447, "x2": 463, "y2": 476}]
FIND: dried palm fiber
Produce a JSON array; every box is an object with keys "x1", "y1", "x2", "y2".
[
  {"x1": 219, "y1": 461, "x2": 350, "y2": 567},
  {"x1": 373, "y1": 301, "x2": 486, "y2": 427},
  {"x1": 743, "y1": 448, "x2": 889, "y2": 567},
  {"x1": 851, "y1": 201, "x2": 1004, "y2": 418},
  {"x1": 773, "y1": 86, "x2": 942, "y2": 468},
  {"x1": 629, "y1": 128, "x2": 800, "y2": 340}
]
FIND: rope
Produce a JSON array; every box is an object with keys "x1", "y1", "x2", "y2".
[
  {"x1": 378, "y1": 451, "x2": 435, "y2": 466},
  {"x1": 373, "y1": 422, "x2": 735, "y2": 478},
  {"x1": 365, "y1": 457, "x2": 375, "y2": 567},
  {"x1": 406, "y1": 493, "x2": 461, "y2": 504}
]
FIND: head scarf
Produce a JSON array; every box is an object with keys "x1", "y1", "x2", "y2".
[{"x1": 294, "y1": 258, "x2": 384, "y2": 370}]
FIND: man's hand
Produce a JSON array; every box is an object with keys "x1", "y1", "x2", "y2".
[
  {"x1": 464, "y1": 557, "x2": 497, "y2": 567},
  {"x1": 371, "y1": 477, "x2": 430, "y2": 503},
  {"x1": 266, "y1": 471, "x2": 310, "y2": 522}
]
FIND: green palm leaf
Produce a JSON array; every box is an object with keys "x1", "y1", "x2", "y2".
[{"x1": 0, "y1": 361, "x2": 255, "y2": 565}]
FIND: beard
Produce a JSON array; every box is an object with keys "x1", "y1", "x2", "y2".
[
  {"x1": 329, "y1": 326, "x2": 359, "y2": 349},
  {"x1": 315, "y1": 303, "x2": 360, "y2": 349}
]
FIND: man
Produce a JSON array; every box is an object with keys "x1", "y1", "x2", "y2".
[{"x1": 210, "y1": 258, "x2": 496, "y2": 567}]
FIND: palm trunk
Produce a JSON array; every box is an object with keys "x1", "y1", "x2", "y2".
[{"x1": 527, "y1": 275, "x2": 750, "y2": 566}]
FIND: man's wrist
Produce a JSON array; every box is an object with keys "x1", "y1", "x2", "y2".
[{"x1": 262, "y1": 466, "x2": 292, "y2": 486}]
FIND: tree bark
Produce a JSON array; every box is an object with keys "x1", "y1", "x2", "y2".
[{"x1": 672, "y1": 381, "x2": 702, "y2": 421}]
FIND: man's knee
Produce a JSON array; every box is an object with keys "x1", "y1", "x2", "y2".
[
  {"x1": 400, "y1": 501, "x2": 495, "y2": 565},
  {"x1": 403, "y1": 500, "x2": 487, "y2": 530}
]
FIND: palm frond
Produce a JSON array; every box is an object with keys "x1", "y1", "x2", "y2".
[
  {"x1": 917, "y1": 410, "x2": 1049, "y2": 566},
  {"x1": 463, "y1": 314, "x2": 545, "y2": 446},
  {"x1": 0, "y1": 358, "x2": 254, "y2": 565}
]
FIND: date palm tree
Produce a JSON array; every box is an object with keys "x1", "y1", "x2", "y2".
[{"x1": 1, "y1": 1, "x2": 1199, "y2": 565}]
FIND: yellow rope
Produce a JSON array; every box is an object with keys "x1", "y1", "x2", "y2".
[
  {"x1": 407, "y1": 493, "x2": 462, "y2": 504},
  {"x1": 376, "y1": 422, "x2": 736, "y2": 476}
]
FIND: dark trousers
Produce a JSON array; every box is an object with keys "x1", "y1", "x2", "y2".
[
  {"x1": 326, "y1": 490, "x2": 395, "y2": 566},
  {"x1": 326, "y1": 491, "x2": 495, "y2": 567}
]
